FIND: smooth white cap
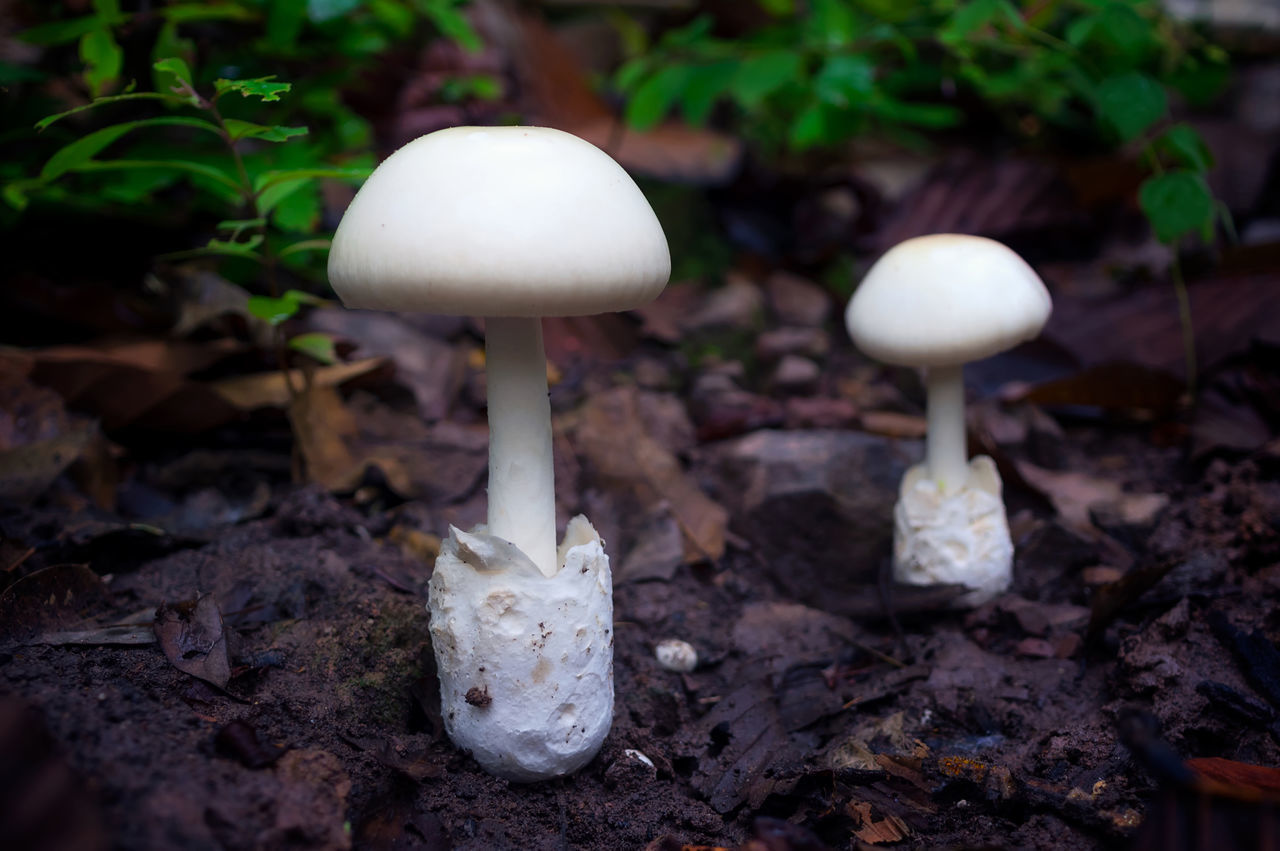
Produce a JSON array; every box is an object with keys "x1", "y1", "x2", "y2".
[
  {"x1": 845, "y1": 234, "x2": 1052, "y2": 367},
  {"x1": 328, "y1": 126, "x2": 671, "y2": 317}
]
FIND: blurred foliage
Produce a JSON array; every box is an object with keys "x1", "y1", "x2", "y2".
[
  {"x1": 2, "y1": 0, "x2": 488, "y2": 302},
  {"x1": 616, "y1": 0, "x2": 1230, "y2": 246}
]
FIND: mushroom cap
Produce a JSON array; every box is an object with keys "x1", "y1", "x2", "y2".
[
  {"x1": 327, "y1": 126, "x2": 670, "y2": 317},
  {"x1": 844, "y1": 234, "x2": 1052, "y2": 367}
]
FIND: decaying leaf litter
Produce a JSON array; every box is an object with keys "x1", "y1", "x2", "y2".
[{"x1": 4, "y1": 10, "x2": 1280, "y2": 851}]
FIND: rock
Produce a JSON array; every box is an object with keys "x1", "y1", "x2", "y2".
[
  {"x1": 765, "y1": 271, "x2": 831, "y2": 327},
  {"x1": 755, "y1": 327, "x2": 830, "y2": 362},
  {"x1": 654, "y1": 638, "x2": 698, "y2": 672},
  {"x1": 699, "y1": 430, "x2": 919, "y2": 608},
  {"x1": 768, "y1": 355, "x2": 821, "y2": 395},
  {"x1": 683, "y1": 274, "x2": 763, "y2": 331}
]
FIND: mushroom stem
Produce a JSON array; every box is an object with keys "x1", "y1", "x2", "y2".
[
  {"x1": 484, "y1": 316, "x2": 558, "y2": 577},
  {"x1": 924, "y1": 362, "x2": 969, "y2": 495}
]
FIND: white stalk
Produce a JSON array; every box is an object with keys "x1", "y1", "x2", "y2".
[
  {"x1": 484, "y1": 316, "x2": 557, "y2": 576},
  {"x1": 925, "y1": 362, "x2": 969, "y2": 495}
]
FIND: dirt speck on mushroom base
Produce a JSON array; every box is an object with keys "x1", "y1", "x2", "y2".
[{"x1": 427, "y1": 517, "x2": 612, "y2": 782}]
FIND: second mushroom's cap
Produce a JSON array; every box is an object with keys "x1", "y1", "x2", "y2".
[
  {"x1": 328, "y1": 126, "x2": 671, "y2": 317},
  {"x1": 845, "y1": 234, "x2": 1052, "y2": 367}
]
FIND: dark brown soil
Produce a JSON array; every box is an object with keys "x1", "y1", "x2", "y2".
[{"x1": 3, "y1": 285, "x2": 1280, "y2": 851}]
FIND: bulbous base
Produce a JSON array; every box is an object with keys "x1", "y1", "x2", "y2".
[
  {"x1": 427, "y1": 516, "x2": 613, "y2": 782},
  {"x1": 892, "y1": 455, "x2": 1013, "y2": 608}
]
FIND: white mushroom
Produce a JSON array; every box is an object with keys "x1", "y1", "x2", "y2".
[
  {"x1": 845, "y1": 234, "x2": 1051, "y2": 606},
  {"x1": 328, "y1": 126, "x2": 670, "y2": 781}
]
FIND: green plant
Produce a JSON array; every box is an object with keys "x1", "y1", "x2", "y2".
[{"x1": 617, "y1": 0, "x2": 1230, "y2": 388}]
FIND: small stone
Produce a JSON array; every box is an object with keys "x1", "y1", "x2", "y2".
[
  {"x1": 683, "y1": 274, "x2": 763, "y2": 331},
  {"x1": 765, "y1": 271, "x2": 831, "y2": 327},
  {"x1": 654, "y1": 638, "x2": 698, "y2": 672},
  {"x1": 769, "y1": 355, "x2": 821, "y2": 394},
  {"x1": 603, "y1": 747, "x2": 658, "y2": 789},
  {"x1": 755, "y1": 327, "x2": 830, "y2": 362}
]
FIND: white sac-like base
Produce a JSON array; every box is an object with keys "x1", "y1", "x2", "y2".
[
  {"x1": 427, "y1": 515, "x2": 613, "y2": 782},
  {"x1": 892, "y1": 455, "x2": 1013, "y2": 608}
]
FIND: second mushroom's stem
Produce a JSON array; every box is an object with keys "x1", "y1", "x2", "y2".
[
  {"x1": 925, "y1": 362, "x2": 969, "y2": 496},
  {"x1": 485, "y1": 316, "x2": 558, "y2": 577}
]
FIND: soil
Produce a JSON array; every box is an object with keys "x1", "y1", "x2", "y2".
[{"x1": 2, "y1": 268, "x2": 1280, "y2": 851}]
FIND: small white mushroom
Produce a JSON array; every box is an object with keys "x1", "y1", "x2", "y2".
[
  {"x1": 327, "y1": 126, "x2": 670, "y2": 781},
  {"x1": 654, "y1": 638, "x2": 698, "y2": 672},
  {"x1": 845, "y1": 234, "x2": 1051, "y2": 606}
]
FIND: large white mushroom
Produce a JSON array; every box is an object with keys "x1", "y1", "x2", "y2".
[
  {"x1": 845, "y1": 234, "x2": 1051, "y2": 606},
  {"x1": 327, "y1": 126, "x2": 670, "y2": 781}
]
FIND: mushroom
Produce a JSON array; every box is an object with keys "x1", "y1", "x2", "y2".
[
  {"x1": 844, "y1": 234, "x2": 1051, "y2": 606},
  {"x1": 327, "y1": 126, "x2": 670, "y2": 781}
]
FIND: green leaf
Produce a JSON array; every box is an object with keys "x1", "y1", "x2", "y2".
[
  {"x1": 421, "y1": 0, "x2": 483, "y2": 52},
  {"x1": 1155, "y1": 124, "x2": 1213, "y2": 172},
  {"x1": 70, "y1": 159, "x2": 244, "y2": 194},
  {"x1": 1094, "y1": 72, "x2": 1167, "y2": 142},
  {"x1": 789, "y1": 100, "x2": 831, "y2": 149},
  {"x1": 1089, "y1": 2, "x2": 1154, "y2": 64},
  {"x1": 35, "y1": 92, "x2": 186, "y2": 131},
  {"x1": 808, "y1": 0, "x2": 859, "y2": 47},
  {"x1": 160, "y1": 3, "x2": 258, "y2": 23},
  {"x1": 308, "y1": 0, "x2": 363, "y2": 22},
  {"x1": 266, "y1": 0, "x2": 307, "y2": 48},
  {"x1": 626, "y1": 65, "x2": 690, "y2": 130},
  {"x1": 870, "y1": 95, "x2": 962, "y2": 128},
  {"x1": 272, "y1": 180, "x2": 322, "y2": 232},
  {"x1": 370, "y1": 0, "x2": 415, "y2": 37},
  {"x1": 731, "y1": 51, "x2": 803, "y2": 107},
  {"x1": 1139, "y1": 171, "x2": 1215, "y2": 244},
  {"x1": 152, "y1": 56, "x2": 194, "y2": 89},
  {"x1": 215, "y1": 218, "x2": 266, "y2": 240},
  {"x1": 288, "y1": 332, "x2": 339, "y2": 365},
  {"x1": 79, "y1": 27, "x2": 123, "y2": 96},
  {"x1": 247, "y1": 294, "x2": 301, "y2": 324},
  {"x1": 253, "y1": 166, "x2": 371, "y2": 194},
  {"x1": 214, "y1": 76, "x2": 291, "y2": 102},
  {"x1": 679, "y1": 61, "x2": 738, "y2": 125},
  {"x1": 257, "y1": 178, "x2": 312, "y2": 216},
  {"x1": 223, "y1": 119, "x2": 309, "y2": 143},
  {"x1": 41, "y1": 116, "x2": 223, "y2": 181},
  {"x1": 814, "y1": 54, "x2": 875, "y2": 107},
  {"x1": 152, "y1": 26, "x2": 197, "y2": 96},
  {"x1": 278, "y1": 239, "x2": 332, "y2": 259},
  {"x1": 940, "y1": 0, "x2": 1020, "y2": 44}
]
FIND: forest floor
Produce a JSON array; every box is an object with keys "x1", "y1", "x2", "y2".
[{"x1": 2, "y1": 217, "x2": 1280, "y2": 851}]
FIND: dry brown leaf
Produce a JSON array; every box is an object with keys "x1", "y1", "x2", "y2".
[
  {"x1": 287, "y1": 383, "x2": 412, "y2": 495},
  {"x1": 575, "y1": 386, "x2": 727, "y2": 563},
  {"x1": 484, "y1": 5, "x2": 742, "y2": 184},
  {"x1": 848, "y1": 800, "x2": 912, "y2": 844},
  {"x1": 153, "y1": 594, "x2": 230, "y2": 689},
  {"x1": 860, "y1": 410, "x2": 928, "y2": 439},
  {"x1": 1014, "y1": 461, "x2": 1166, "y2": 532},
  {"x1": 211, "y1": 358, "x2": 387, "y2": 411}
]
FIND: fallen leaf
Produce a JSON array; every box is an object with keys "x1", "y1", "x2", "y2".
[
  {"x1": 848, "y1": 800, "x2": 912, "y2": 844},
  {"x1": 0, "y1": 424, "x2": 95, "y2": 503},
  {"x1": 211, "y1": 357, "x2": 387, "y2": 411},
  {"x1": 307, "y1": 309, "x2": 463, "y2": 421},
  {"x1": 154, "y1": 594, "x2": 231, "y2": 689},
  {"x1": 30, "y1": 625, "x2": 156, "y2": 646},
  {"x1": 0, "y1": 564, "x2": 110, "y2": 644},
  {"x1": 1020, "y1": 361, "x2": 1184, "y2": 414},
  {"x1": 860, "y1": 410, "x2": 928, "y2": 439},
  {"x1": 574, "y1": 386, "x2": 728, "y2": 563},
  {"x1": 1188, "y1": 757, "x2": 1280, "y2": 800}
]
